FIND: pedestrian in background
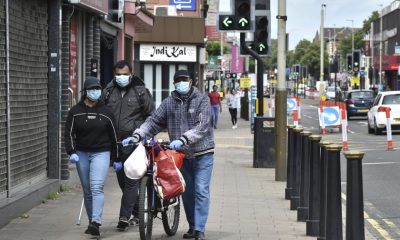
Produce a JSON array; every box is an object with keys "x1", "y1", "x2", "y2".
[
  {"x1": 208, "y1": 85, "x2": 222, "y2": 129},
  {"x1": 101, "y1": 60, "x2": 155, "y2": 230},
  {"x1": 123, "y1": 69, "x2": 214, "y2": 240},
  {"x1": 226, "y1": 88, "x2": 240, "y2": 129},
  {"x1": 64, "y1": 77, "x2": 118, "y2": 237}
]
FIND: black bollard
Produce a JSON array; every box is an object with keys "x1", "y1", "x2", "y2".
[
  {"x1": 306, "y1": 135, "x2": 322, "y2": 236},
  {"x1": 290, "y1": 127, "x2": 303, "y2": 210},
  {"x1": 285, "y1": 125, "x2": 295, "y2": 200},
  {"x1": 345, "y1": 151, "x2": 365, "y2": 240},
  {"x1": 325, "y1": 144, "x2": 343, "y2": 240},
  {"x1": 317, "y1": 141, "x2": 333, "y2": 240},
  {"x1": 297, "y1": 131, "x2": 312, "y2": 221}
]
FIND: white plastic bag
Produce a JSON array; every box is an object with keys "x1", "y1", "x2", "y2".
[{"x1": 124, "y1": 142, "x2": 148, "y2": 179}]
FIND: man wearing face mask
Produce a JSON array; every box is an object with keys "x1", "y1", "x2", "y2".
[
  {"x1": 100, "y1": 60, "x2": 155, "y2": 230},
  {"x1": 64, "y1": 77, "x2": 118, "y2": 237},
  {"x1": 122, "y1": 70, "x2": 215, "y2": 240}
]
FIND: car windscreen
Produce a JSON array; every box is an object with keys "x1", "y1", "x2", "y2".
[
  {"x1": 351, "y1": 91, "x2": 374, "y2": 99},
  {"x1": 382, "y1": 94, "x2": 400, "y2": 105}
]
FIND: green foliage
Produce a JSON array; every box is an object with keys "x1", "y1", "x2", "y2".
[
  {"x1": 60, "y1": 184, "x2": 72, "y2": 193},
  {"x1": 362, "y1": 11, "x2": 380, "y2": 34},
  {"x1": 47, "y1": 191, "x2": 59, "y2": 200},
  {"x1": 20, "y1": 213, "x2": 29, "y2": 219},
  {"x1": 206, "y1": 41, "x2": 229, "y2": 55}
]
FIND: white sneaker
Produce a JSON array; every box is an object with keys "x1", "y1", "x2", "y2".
[
  {"x1": 232, "y1": 125, "x2": 235, "y2": 129},
  {"x1": 233, "y1": 124, "x2": 237, "y2": 129}
]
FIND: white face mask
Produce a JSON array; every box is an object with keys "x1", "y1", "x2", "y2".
[
  {"x1": 87, "y1": 89, "x2": 101, "y2": 102},
  {"x1": 115, "y1": 75, "x2": 130, "y2": 87}
]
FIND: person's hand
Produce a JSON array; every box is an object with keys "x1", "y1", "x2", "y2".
[
  {"x1": 113, "y1": 162, "x2": 123, "y2": 172},
  {"x1": 69, "y1": 153, "x2": 79, "y2": 163},
  {"x1": 122, "y1": 134, "x2": 140, "y2": 146},
  {"x1": 170, "y1": 140, "x2": 183, "y2": 150}
]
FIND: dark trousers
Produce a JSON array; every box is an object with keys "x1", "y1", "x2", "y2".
[
  {"x1": 228, "y1": 108, "x2": 237, "y2": 125},
  {"x1": 116, "y1": 167, "x2": 139, "y2": 219}
]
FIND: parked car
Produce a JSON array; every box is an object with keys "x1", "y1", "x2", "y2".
[
  {"x1": 367, "y1": 91, "x2": 400, "y2": 135},
  {"x1": 325, "y1": 86, "x2": 343, "y2": 100},
  {"x1": 344, "y1": 90, "x2": 375, "y2": 119}
]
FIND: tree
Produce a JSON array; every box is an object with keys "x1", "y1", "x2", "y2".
[{"x1": 205, "y1": 41, "x2": 228, "y2": 56}]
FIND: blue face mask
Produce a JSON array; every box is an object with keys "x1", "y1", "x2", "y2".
[
  {"x1": 115, "y1": 75, "x2": 130, "y2": 87},
  {"x1": 175, "y1": 81, "x2": 191, "y2": 94},
  {"x1": 87, "y1": 89, "x2": 102, "y2": 102}
]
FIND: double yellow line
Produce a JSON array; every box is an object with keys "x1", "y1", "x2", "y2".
[{"x1": 341, "y1": 193, "x2": 397, "y2": 239}]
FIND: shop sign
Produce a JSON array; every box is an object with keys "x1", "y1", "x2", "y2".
[{"x1": 140, "y1": 44, "x2": 197, "y2": 62}]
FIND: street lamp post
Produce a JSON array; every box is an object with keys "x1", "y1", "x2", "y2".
[
  {"x1": 346, "y1": 19, "x2": 354, "y2": 72},
  {"x1": 320, "y1": 4, "x2": 326, "y2": 82},
  {"x1": 379, "y1": 4, "x2": 383, "y2": 91}
]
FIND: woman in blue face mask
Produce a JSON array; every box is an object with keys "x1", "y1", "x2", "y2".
[{"x1": 64, "y1": 76, "x2": 119, "y2": 237}]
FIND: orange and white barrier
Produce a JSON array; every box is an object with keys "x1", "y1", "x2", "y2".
[
  {"x1": 293, "y1": 109, "x2": 299, "y2": 127},
  {"x1": 319, "y1": 101, "x2": 326, "y2": 135},
  {"x1": 384, "y1": 107, "x2": 393, "y2": 150},
  {"x1": 297, "y1": 97, "x2": 302, "y2": 124},
  {"x1": 268, "y1": 101, "x2": 273, "y2": 117},
  {"x1": 341, "y1": 107, "x2": 348, "y2": 151}
]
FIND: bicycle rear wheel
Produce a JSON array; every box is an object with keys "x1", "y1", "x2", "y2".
[
  {"x1": 162, "y1": 197, "x2": 180, "y2": 236},
  {"x1": 139, "y1": 175, "x2": 154, "y2": 240}
]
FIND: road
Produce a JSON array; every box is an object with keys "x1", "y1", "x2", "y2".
[{"x1": 299, "y1": 100, "x2": 400, "y2": 239}]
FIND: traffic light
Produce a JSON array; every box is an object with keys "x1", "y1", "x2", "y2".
[
  {"x1": 235, "y1": 0, "x2": 251, "y2": 30},
  {"x1": 346, "y1": 53, "x2": 352, "y2": 72},
  {"x1": 253, "y1": 14, "x2": 269, "y2": 54},
  {"x1": 109, "y1": 0, "x2": 124, "y2": 23},
  {"x1": 352, "y1": 50, "x2": 361, "y2": 73},
  {"x1": 219, "y1": 15, "x2": 235, "y2": 31}
]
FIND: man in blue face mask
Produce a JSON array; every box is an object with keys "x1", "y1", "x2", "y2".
[
  {"x1": 123, "y1": 69, "x2": 215, "y2": 240},
  {"x1": 100, "y1": 60, "x2": 155, "y2": 230}
]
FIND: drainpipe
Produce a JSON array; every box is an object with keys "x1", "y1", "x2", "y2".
[{"x1": 5, "y1": 0, "x2": 11, "y2": 197}]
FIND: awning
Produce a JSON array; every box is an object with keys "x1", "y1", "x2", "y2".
[{"x1": 124, "y1": 2, "x2": 154, "y2": 34}]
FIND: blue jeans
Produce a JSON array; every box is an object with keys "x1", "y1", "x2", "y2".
[
  {"x1": 181, "y1": 153, "x2": 214, "y2": 232},
  {"x1": 76, "y1": 151, "x2": 110, "y2": 224},
  {"x1": 211, "y1": 104, "x2": 220, "y2": 128}
]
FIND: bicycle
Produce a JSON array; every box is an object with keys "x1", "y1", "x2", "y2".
[{"x1": 138, "y1": 140, "x2": 183, "y2": 240}]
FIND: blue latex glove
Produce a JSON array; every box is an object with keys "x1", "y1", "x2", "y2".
[
  {"x1": 113, "y1": 162, "x2": 123, "y2": 172},
  {"x1": 122, "y1": 134, "x2": 140, "y2": 146},
  {"x1": 169, "y1": 140, "x2": 183, "y2": 150},
  {"x1": 69, "y1": 153, "x2": 79, "y2": 163}
]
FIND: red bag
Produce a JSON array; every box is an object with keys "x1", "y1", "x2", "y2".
[
  {"x1": 153, "y1": 148, "x2": 186, "y2": 200},
  {"x1": 155, "y1": 149, "x2": 185, "y2": 169}
]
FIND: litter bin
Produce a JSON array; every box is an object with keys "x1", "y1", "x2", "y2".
[{"x1": 253, "y1": 117, "x2": 275, "y2": 168}]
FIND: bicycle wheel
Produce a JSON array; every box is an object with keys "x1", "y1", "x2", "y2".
[
  {"x1": 162, "y1": 197, "x2": 180, "y2": 236},
  {"x1": 138, "y1": 175, "x2": 154, "y2": 240}
]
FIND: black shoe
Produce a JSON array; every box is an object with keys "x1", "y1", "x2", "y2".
[
  {"x1": 84, "y1": 225, "x2": 90, "y2": 234},
  {"x1": 88, "y1": 222, "x2": 100, "y2": 236},
  {"x1": 117, "y1": 216, "x2": 129, "y2": 231},
  {"x1": 195, "y1": 231, "x2": 206, "y2": 240},
  {"x1": 183, "y1": 228, "x2": 195, "y2": 239}
]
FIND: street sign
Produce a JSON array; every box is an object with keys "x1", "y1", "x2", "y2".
[
  {"x1": 287, "y1": 98, "x2": 296, "y2": 111},
  {"x1": 240, "y1": 77, "x2": 251, "y2": 88},
  {"x1": 169, "y1": 0, "x2": 196, "y2": 11},
  {"x1": 318, "y1": 106, "x2": 340, "y2": 126}
]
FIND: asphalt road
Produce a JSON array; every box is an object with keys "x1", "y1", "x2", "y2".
[{"x1": 299, "y1": 101, "x2": 400, "y2": 239}]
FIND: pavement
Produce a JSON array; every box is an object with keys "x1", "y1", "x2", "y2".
[{"x1": 0, "y1": 97, "x2": 374, "y2": 240}]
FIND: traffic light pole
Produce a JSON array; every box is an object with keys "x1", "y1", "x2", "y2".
[{"x1": 240, "y1": 32, "x2": 264, "y2": 116}]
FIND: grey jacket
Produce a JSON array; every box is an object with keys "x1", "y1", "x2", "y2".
[
  {"x1": 101, "y1": 76, "x2": 155, "y2": 140},
  {"x1": 135, "y1": 87, "x2": 215, "y2": 158}
]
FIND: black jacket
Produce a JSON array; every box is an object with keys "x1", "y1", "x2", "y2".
[
  {"x1": 64, "y1": 101, "x2": 119, "y2": 161},
  {"x1": 101, "y1": 76, "x2": 155, "y2": 140}
]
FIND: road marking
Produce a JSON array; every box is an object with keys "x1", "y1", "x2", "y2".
[
  {"x1": 363, "y1": 162, "x2": 399, "y2": 165},
  {"x1": 341, "y1": 193, "x2": 393, "y2": 239},
  {"x1": 217, "y1": 144, "x2": 253, "y2": 149}
]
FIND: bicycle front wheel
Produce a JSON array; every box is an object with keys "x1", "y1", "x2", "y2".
[
  {"x1": 138, "y1": 175, "x2": 154, "y2": 240},
  {"x1": 162, "y1": 197, "x2": 180, "y2": 236}
]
